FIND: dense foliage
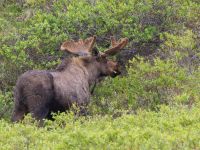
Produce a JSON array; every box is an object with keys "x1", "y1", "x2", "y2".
[
  {"x1": 0, "y1": 0, "x2": 199, "y2": 149},
  {"x1": 1, "y1": 106, "x2": 200, "y2": 149}
]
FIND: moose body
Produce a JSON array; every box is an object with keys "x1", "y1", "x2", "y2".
[{"x1": 12, "y1": 36, "x2": 128, "y2": 122}]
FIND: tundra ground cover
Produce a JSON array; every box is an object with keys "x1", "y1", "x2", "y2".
[{"x1": 1, "y1": 106, "x2": 200, "y2": 150}]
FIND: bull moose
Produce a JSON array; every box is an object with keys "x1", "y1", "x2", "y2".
[{"x1": 11, "y1": 36, "x2": 128, "y2": 122}]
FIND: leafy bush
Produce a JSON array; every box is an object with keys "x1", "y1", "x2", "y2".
[
  {"x1": 0, "y1": 105, "x2": 200, "y2": 149},
  {"x1": 0, "y1": 91, "x2": 13, "y2": 120},
  {"x1": 159, "y1": 30, "x2": 200, "y2": 70},
  {"x1": 91, "y1": 58, "x2": 199, "y2": 114}
]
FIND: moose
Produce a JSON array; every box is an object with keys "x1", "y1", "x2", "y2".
[{"x1": 11, "y1": 36, "x2": 128, "y2": 122}]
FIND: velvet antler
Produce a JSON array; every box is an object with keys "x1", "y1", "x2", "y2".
[
  {"x1": 103, "y1": 36, "x2": 128, "y2": 56},
  {"x1": 60, "y1": 36, "x2": 96, "y2": 56}
]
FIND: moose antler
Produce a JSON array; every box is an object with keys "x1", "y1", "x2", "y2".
[
  {"x1": 60, "y1": 36, "x2": 96, "y2": 56},
  {"x1": 103, "y1": 36, "x2": 128, "y2": 56}
]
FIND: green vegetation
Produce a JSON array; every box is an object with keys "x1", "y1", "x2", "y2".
[
  {"x1": 0, "y1": 0, "x2": 199, "y2": 149},
  {"x1": 91, "y1": 58, "x2": 199, "y2": 115},
  {"x1": 1, "y1": 106, "x2": 200, "y2": 149}
]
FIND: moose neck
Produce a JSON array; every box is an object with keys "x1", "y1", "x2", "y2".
[
  {"x1": 80, "y1": 57, "x2": 102, "y2": 86},
  {"x1": 56, "y1": 57, "x2": 101, "y2": 87},
  {"x1": 86, "y1": 63, "x2": 101, "y2": 86}
]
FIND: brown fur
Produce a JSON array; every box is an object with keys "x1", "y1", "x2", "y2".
[{"x1": 11, "y1": 56, "x2": 120, "y2": 122}]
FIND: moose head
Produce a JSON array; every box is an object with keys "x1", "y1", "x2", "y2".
[{"x1": 60, "y1": 36, "x2": 128, "y2": 79}]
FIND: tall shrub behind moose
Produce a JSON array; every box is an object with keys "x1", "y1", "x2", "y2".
[{"x1": 11, "y1": 36, "x2": 128, "y2": 122}]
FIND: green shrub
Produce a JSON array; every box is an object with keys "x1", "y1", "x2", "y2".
[
  {"x1": 0, "y1": 105, "x2": 200, "y2": 149},
  {"x1": 91, "y1": 58, "x2": 199, "y2": 114},
  {"x1": 0, "y1": 91, "x2": 13, "y2": 120},
  {"x1": 159, "y1": 30, "x2": 200, "y2": 70}
]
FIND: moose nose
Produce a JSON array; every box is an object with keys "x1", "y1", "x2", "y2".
[
  {"x1": 111, "y1": 72, "x2": 120, "y2": 78},
  {"x1": 111, "y1": 69, "x2": 121, "y2": 78}
]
